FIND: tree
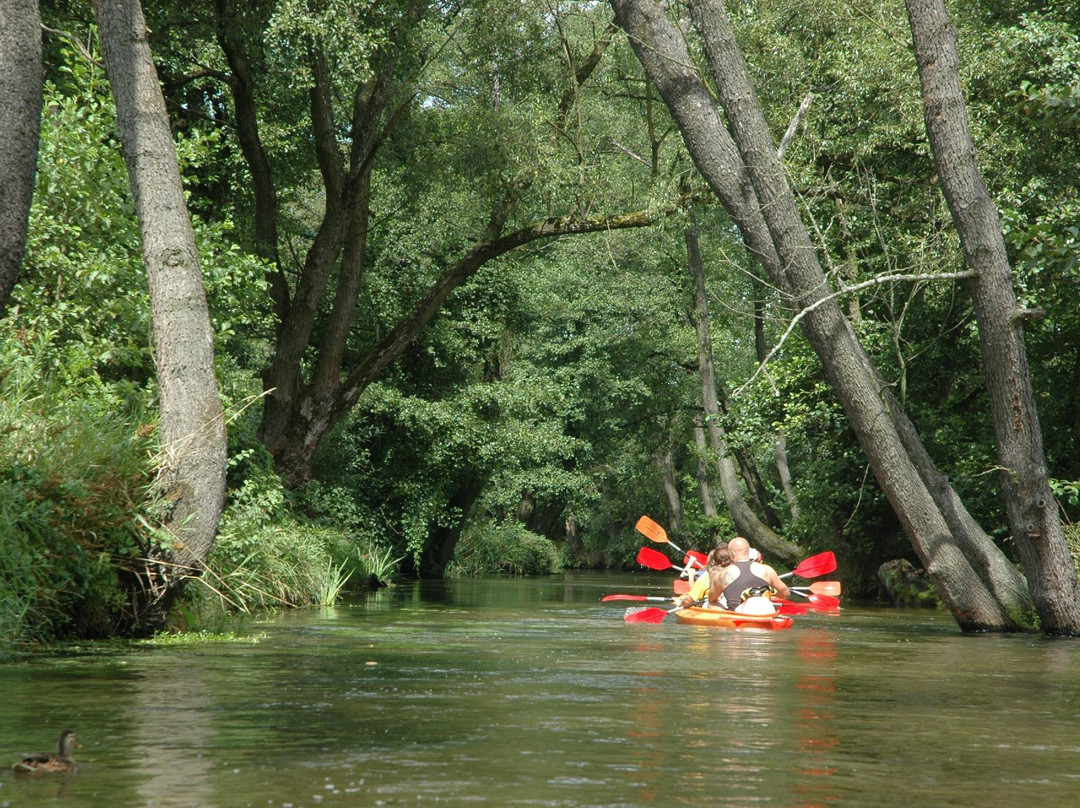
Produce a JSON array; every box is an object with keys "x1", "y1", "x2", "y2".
[
  {"x1": 0, "y1": 0, "x2": 44, "y2": 315},
  {"x1": 200, "y1": 0, "x2": 658, "y2": 487},
  {"x1": 609, "y1": 0, "x2": 1037, "y2": 630},
  {"x1": 905, "y1": 0, "x2": 1080, "y2": 633},
  {"x1": 685, "y1": 211, "x2": 799, "y2": 565},
  {"x1": 92, "y1": 0, "x2": 227, "y2": 618}
]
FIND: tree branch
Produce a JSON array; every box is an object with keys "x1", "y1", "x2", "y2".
[{"x1": 733, "y1": 269, "x2": 978, "y2": 397}]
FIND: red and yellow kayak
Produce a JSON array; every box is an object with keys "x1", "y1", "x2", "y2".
[{"x1": 674, "y1": 606, "x2": 794, "y2": 630}]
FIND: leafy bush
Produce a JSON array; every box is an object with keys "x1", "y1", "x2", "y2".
[
  {"x1": 449, "y1": 519, "x2": 562, "y2": 576},
  {"x1": 0, "y1": 330, "x2": 155, "y2": 652}
]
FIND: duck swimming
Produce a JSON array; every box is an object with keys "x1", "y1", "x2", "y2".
[{"x1": 12, "y1": 730, "x2": 78, "y2": 774}]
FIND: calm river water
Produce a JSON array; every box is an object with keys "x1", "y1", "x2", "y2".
[{"x1": 2, "y1": 572, "x2": 1079, "y2": 807}]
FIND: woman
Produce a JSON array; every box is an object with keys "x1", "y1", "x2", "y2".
[{"x1": 673, "y1": 541, "x2": 733, "y2": 608}]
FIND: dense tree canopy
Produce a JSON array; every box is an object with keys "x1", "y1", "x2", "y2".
[{"x1": 1, "y1": 0, "x2": 1078, "y2": 641}]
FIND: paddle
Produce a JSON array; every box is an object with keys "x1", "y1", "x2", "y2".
[
  {"x1": 634, "y1": 515, "x2": 707, "y2": 568},
  {"x1": 636, "y1": 546, "x2": 692, "y2": 573},
  {"x1": 778, "y1": 550, "x2": 837, "y2": 580},
  {"x1": 775, "y1": 600, "x2": 809, "y2": 615},
  {"x1": 673, "y1": 579, "x2": 691, "y2": 595},
  {"x1": 793, "y1": 580, "x2": 841, "y2": 597},
  {"x1": 602, "y1": 594, "x2": 670, "y2": 602},
  {"x1": 624, "y1": 596, "x2": 707, "y2": 624},
  {"x1": 789, "y1": 590, "x2": 841, "y2": 611}
]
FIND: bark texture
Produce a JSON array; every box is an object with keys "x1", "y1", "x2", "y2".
[
  {"x1": 0, "y1": 0, "x2": 43, "y2": 315},
  {"x1": 906, "y1": 0, "x2": 1080, "y2": 634},
  {"x1": 610, "y1": 0, "x2": 1033, "y2": 629},
  {"x1": 93, "y1": 0, "x2": 227, "y2": 603}
]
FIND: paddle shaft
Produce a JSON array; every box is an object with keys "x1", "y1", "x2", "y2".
[
  {"x1": 602, "y1": 594, "x2": 670, "y2": 602},
  {"x1": 792, "y1": 580, "x2": 841, "y2": 596}
]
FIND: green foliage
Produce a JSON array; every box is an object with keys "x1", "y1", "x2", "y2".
[
  {"x1": 15, "y1": 53, "x2": 151, "y2": 389},
  {"x1": 357, "y1": 543, "x2": 406, "y2": 585},
  {"x1": 449, "y1": 519, "x2": 563, "y2": 576},
  {"x1": 0, "y1": 328, "x2": 155, "y2": 651},
  {"x1": 12, "y1": 0, "x2": 1079, "y2": 626}
]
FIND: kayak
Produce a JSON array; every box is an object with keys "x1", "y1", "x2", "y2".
[{"x1": 674, "y1": 606, "x2": 794, "y2": 630}]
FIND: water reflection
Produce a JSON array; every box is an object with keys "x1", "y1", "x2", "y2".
[
  {"x1": 792, "y1": 629, "x2": 839, "y2": 807},
  {"x1": 128, "y1": 655, "x2": 215, "y2": 808},
  {"x1": 2, "y1": 579, "x2": 1080, "y2": 807}
]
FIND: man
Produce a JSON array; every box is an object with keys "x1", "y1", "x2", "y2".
[{"x1": 712, "y1": 537, "x2": 791, "y2": 614}]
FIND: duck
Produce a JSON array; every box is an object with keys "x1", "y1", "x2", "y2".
[{"x1": 12, "y1": 730, "x2": 78, "y2": 774}]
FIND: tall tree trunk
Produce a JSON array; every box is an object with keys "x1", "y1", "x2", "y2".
[
  {"x1": 610, "y1": 0, "x2": 1032, "y2": 629},
  {"x1": 0, "y1": 0, "x2": 43, "y2": 315},
  {"x1": 773, "y1": 434, "x2": 799, "y2": 522},
  {"x1": 659, "y1": 441, "x2": 683, "y2": 539},
  {"x1": 693, "y1": 412, "x2": 719, "y2": 519},
  {"x1": 214, "y1": 0, "x2": 287, "y2": 320},
  {"x1": 687, "y1": 216, "x2": 800, "y2": 566},
  {"x1": 906, "y1": 0, "x2": 1080, "y2": 634},
  {"x1": 686, "y1": 0, "x2": 1029, "y2": 629},
  {"x1": 93, "y1": 0, "x2": 227, "y2": 612}
]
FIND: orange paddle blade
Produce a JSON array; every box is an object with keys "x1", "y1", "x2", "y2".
[
  {"x1": 809, "y1": 580, "x2": 841, "y2": 596},
  {"x1": 634, "y1": 515, "x2": 669, "y2": 543}
]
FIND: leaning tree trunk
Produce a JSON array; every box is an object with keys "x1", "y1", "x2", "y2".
[
  {"x1": 609, "y1": 0, "x2": 1033, "y2": 629},
  {"x1": 685, "y1": 0, "x2": 1030, "y2": 629},
  {"x1": 94, "y1": 0, "x2": 227, "y2": 614},
  {"x1": 687, "y1": 216, "x2": 800, "y2": 566},
  {"x1": 0, "y1": 0, "x2": 43, "y2": 315},
  {"x1": 906, "y1": 0, "x2": 1080, "y2": 634}
]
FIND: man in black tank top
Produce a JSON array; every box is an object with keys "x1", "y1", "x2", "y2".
[{"x1": 713, "y1": 537, "x2": 791, "y2": 612}]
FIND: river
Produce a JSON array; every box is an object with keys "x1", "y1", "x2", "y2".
[{"x1": 2, "y1": 572, "x2": 1079, "y2": 807}]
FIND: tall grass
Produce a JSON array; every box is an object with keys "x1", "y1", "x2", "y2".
[{"x1": 0, "y1": 331, "x2": 155, "y2": 652}]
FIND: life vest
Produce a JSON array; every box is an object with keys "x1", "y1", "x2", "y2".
[{"x1": 721, "y1": 561, "x2": 773, "y2": 609}]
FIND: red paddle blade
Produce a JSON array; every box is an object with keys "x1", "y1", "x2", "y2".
[
  {"x1": 624, "y1": 607, "x2": 669, "y2": 624},
  {"x1": 636, "y1": 546, "x2": 674, "y2": 570},
  {"x1": 684, "y1": 550, "x2": 708, "y2": 568},
  {"x1": 776, "y1": 600, "x2": 809, "y2": 616},
  {"x1": 635, "y1": 515, "x2": 669, "y2": 543},
  {"x1": 602, "y1": 594, "x2": 650, "y2": 602},
  {"x1": 673, "y1": 579, "x2": 691, "y2": 595},
  {"x1": 808, "y1": 593, "x2": 841, "y2": 611},
  {"x1": 791, "y1": 551, "x2": 837, "y2": 579}
]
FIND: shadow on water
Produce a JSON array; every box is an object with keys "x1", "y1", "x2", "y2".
[{"x1": 2, "y1": 572, "x2": 1080, "y2": 807}]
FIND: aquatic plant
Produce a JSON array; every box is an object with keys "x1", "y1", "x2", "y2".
[
  {"x1": 357, "y1": 544, "x2": 405, "y2": 585},
  {"x1": 316, "y1": 557, "x2": 355, "y2": 606}
]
